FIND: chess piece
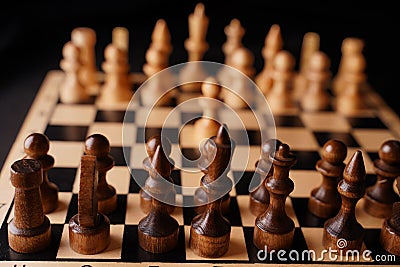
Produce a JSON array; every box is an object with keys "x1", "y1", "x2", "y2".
[
  {"x1": 140, "y1": 135, "x2": 175, "y2": 214},
  {"x1": 323, "y1": 150, "x2": 366, "y2": 252},
  {"x1": 335, "y1": 54, "x2": 367, "y2": 115},
  {"x1": 253, "y1": 143, "x2": 297, "y2": 251},
  {"x1": 222, "y1": 18, "x2": 245, "y2": 66},
  {"x1": 180, "y1": 3, "x2": 209, "y2": 92},
  {"x1": 84, "y1": 134, "x2": 117, "y2": 215},
  {"x1": 380, "y1": 177, "x2": 400, "y2": 256},
  {"x1": 266, "y1": 50, "x2": 296, "y2": 113},
  {"x1": 59, "y1": 41, "x2": 90, "y2": 104},
  {"x1": 308, "y1": 139, "x2": 347, "y2": 218},
  {"x1": 69, "y1": 155, "x2": 110, "y2": 254},
  {"x1": 8, "y1": 159, "x2": 52, "y2": 253},
  {"x1": 249, "y1": 138, "x2": 282, "y2": 216},
  {"x1": 138, "y1": 145, "x2": 179, "y2": 253},
  {"x1": 23, "y1": 133, "x2": 59, "y2": 214},
  {"x1": 193, "y1": 77, "x2": 222, "y2": 146},
  {"x1": 300, "y1": 51, "x2": 332, "y2": 111},
  {"x1": 190, "y1": 124, "x2": 234, "y2": 258},
  {"x1": 293, "y1": 32, "x2": 320, "y2": 101},
  {"x1": 222, "y1": 47, "x2": 255, "y2": 109},
  {"x1": 364, "y1": 140, "x2": 400, "y2": 218},
  {"x1": 112, "y1": 27, "x2": 129, "y2": 55},
  {"x1": 255, "y1": 24, "x2": 283, "y2": 96},
  {"x1": 71, "y1": 27, "x2": 99, "y2": 94},
  {"x1": 98, "y1": 43, "x2": 133, "y2": 105},
  {"x1": 332, "y1": 37, "x2": 364, "y2": 95}
]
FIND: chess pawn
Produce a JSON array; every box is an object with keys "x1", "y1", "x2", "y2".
[
  {"x1": 112, "y1": 27, "x2": 129, "y2": 55},
  {"x1": 308, "y1": 139, "x2": 347, "y2": 218},
  {"x1": 364, "y1": 140, "x2": 400, "y2": 218},
  {"x1": 222, "y1": 18, "x2": 245, "y2": 66},
  {"x1": 267, "y1": 50, "x2": 296, "y2": 113},
  {"x1": 98, "y1": 43, "x2": 133, "y2": 104},
  {"x1": 24, "y1": 133, "x2": 59, "y2": 214},
  {"x1": 84, "y1": 134, "x2": 117, "y2": 215},
  {"x1": 323, "y1": 151, "x2": 366, "y2": 252},
  {"x1": 71, "y1": 27, "x2": 99, "y2": 94},
  {"x1": 8, "y1": 159, "x2": 52, "y2": 253},
  {"x1": 255, "y1": 24, "x2": 283, "y2": 96},
  {"x1": 140, "y1": 135, "x2": 176, "y2": 214},
  {"x1": 300, "y1": 51, "x2": 332, "y2": 111},
  {"x1": 249, "y1": 139, "x2": 282, "y2": 216},
  {"x1": 59, "y1": 41, "x2": 90, "y2": 104}
]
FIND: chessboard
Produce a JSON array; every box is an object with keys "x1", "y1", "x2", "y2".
[{"x1": 1, "y1": 9, "x2": 400, "y2": 267}]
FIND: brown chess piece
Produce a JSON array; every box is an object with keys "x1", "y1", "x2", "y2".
[
  {"x1": 253, "y1": 143, "x2": 297, "y2": 251},
  {"x1": 190, "y1": 124, "x2": 234, "y2": 258},
  {"x1": 84, "y1": 134, "x2": 117, "y2": 215},
  {"x1": 24, "y1": 133, "x2": 59, "y2": 214},
  {"x1": 308, "y1": 139, "x2": 347, "y2": 218},
  {"x1": 323, "y1": 150, "x2": 366, "y2": 252},
  {"x1": 138, "y1": 145, "x2": 179, "y2": 253},
  {"x1": 8, "y1": 159, "x2": 52, "y2": 253},
  {"x1": 364, "y1": 140, "x2": 400, "y2": 218},
  {"x1": 69, "y1": 155, "x2": 110, "y2": 254},
  {"x1": 249, "y1": 138, "x2": 282, "y2": 216}
]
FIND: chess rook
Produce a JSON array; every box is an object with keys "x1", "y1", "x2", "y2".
[
  {"x1": 253, "y1": 143, "x2": 297, "y2": 251},
  {"x1": 24, "y1": 133, "x2": 59, "y2": 214},
  {"x1": 8, "y1": 159, "x2": 52, "y2": 253}
]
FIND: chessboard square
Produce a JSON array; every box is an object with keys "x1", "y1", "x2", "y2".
[
  {"x1": 184, "y1": 225, "x2": 249, "y2": 261},
  {"x1": 290, "y1": 170, "x2": 321, "y2": 197},
  {"x1": 230, "y1": 129, "x2": 261, "y2": 146},
  {"x1": 46, "y1": 192, "x2": 73, "y2": 224},
  {"x1": 291, "y1": 151, "x2": 321, "y2": 170},
  {"x1": 290, "y1": 197, "x2": 326, "y2": 228},
  {"x1": 130, "y1": 143, "x2": 147, "y2": 168},
  {"x1": 88, "y1": 122, "x2": 136, "y2": 147},
  {"x1": 50, "y1": 104, "x2": 96, "y2": 125},
  {"x1": 352, "y1": 129, "x2": 396, "y2": 151},
  {"x1": 219, "y1": 109, "x2": 260, "y2": 130},
  {"x1": 135, "y1": 107, "x2": 180, "y2": 127},
  {"x1": 347, "y1": 116, "x2": 388, "y2": 129},
  {"x1": 313, "y1": 132, "x2": 360, "y2": 147},
  {"x1": 45, "y1": 125, "x2": 88, "y2": 142},
  {"x1": 65, "y1": 193, "x2": 78, "y2": 223},
  {"x1": 95, "y1": 110, "x2": 135, "y2": 123},
  {"x1": 110, "y1": 146, "x2": 130, "y2": 166},
  {"x1": 276, "y1": 128, "x2": 320, "y2": 150},
  {"x1": 231, "y1": 146, "x2": 260, "y2": 171},
  {"x1": 300, "y1": 112, "x2": 351, "y2": 132},
  {"x1": 236, "y1": 195, "x2": 257, "y2": 227},
  {"x1": 129, "y1": 169, "x2": 148, "y2": 193},
  {"x1": 232, "y1": 171, "x2": 259, "y2": 195},
  {"x1": 346, "y1": 148, "x2": 375, "y2": 174},
  {"x1": 107, "y1": 195, "x2": 127, "y2": 224},
  {"x1": 356, "y1": 198, "x2": 386, "y2": 229},
  {"x1": 49, "y1": 141, "x2": 83, "y2": 168},
  {"x1": 225, "y1": 197, "x2": 243, "y2": 226},
  {"x1": 274, "y1": 115, "x2": 304, "y2": 127},
  {"x1": 136, "y1": 127, "x2": 179, "y2": 144},
  {"x1": 106, "y1": 166, "x2": 131, "y2": 194},
  {"x1": 48, "y1": 167, "x2": 77, "y2": 192},
  {"x1": 180, "y1": 169, "x2": 203, "y2": 196},
  {"x1": 56, "y1": 224, "x2": 124, "y2": 259}
]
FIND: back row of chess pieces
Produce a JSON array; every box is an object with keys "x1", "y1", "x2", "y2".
[
  {"x1": 59, "y1": 3, "x2": 370, "y2": 115},
  {"x1": 7, "y1": 128, "x2": 400, "y2": 258}
]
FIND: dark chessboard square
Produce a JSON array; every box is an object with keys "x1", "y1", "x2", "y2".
[
  {"x1": 313, "y1": 132, "x2": 360, "y2": 148},
  {"x1": 368, "y1": 152, "x2": 379, "y2": 163},
  {"x1": 229, "y1": 129, "x2": 261, "y2": 146},
  {"x1": 47, "y1": 167, "x2": 77, "y2": 192},
  {"x1": 232, "y1": 171, "x2": 259, "y2": 195},
  {"x1": 136, "y1": 127, "x2": 179, "y2": 143},
  {"x1": 45, "y1": 125, "x2": 88, "y2": 141},
  {"x1": 290, "y1": 197, "x2": 326, "y2": 227},
  {"x1": 171, "y1": 169, "x2": 182, "y2": 194},
  {"x1": 130, "y1": 169, "x2": 148, "y2": 193},
  {"x1": 291, "y1": 151, "x2": 321, "y2": 170},
  {"x1": 121, "y1": 225, "x2": 186, "y2": 262},
  {"x1": 95, "y1": 110, "x2": 135, "y2": 123},
  {"x1": 347, "y1": 116, "x2": 387, "y2": 129},
  {"x1": 107, "y1": 195, "x2": 127, "y2": 224},
  {"x1": 65, "y1": 193, "x2": 78, "y2": 223},
  {"x1": 274, "y1": 115, "x2": 304, "y2": 127},
  {"x1": 181, "y1": 112, "x2": 202, "y2": 125},
  {"x1": 110, "y1": 146, "x2": 130, "y2": 166},
  {"x1": 364, "y1": 228, "x2": 400, "y2": 263}
]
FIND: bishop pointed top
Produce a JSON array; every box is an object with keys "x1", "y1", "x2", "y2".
[
  {"x1": 194, "y1": 2, "x2": 205, "y2": 16},
  {"x1": 215, "y1": 124, "x2": 230, "y2": 145},
  {"x1": 266, "y1": 24, "x2": 282, "y2": 47},
  {"x1": 343, "y1": 150, "x2": 366, "y2": 184},
  {"x1": 152, "y1": 19, "x2": 171, "y2": 43},
  {"x1": 151, "y1": 145, "x2": 171, "y2": 178}
]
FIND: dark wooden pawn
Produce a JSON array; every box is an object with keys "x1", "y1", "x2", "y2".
[
  {"x1": 24, "y1": 133, "x2": 59, "y2": 214},
  {"x1": 253, "y1": 143, "x2": 297, "y2": 251},
  {"x1": 140, "y1": 135, "x2": 175, "y2": 214},
  {"x1": 380, "y1": 179, "x2": 400, "y2": 256},
  {"x1": 249, "y1": 138, "x2": 282, "y2": 216},
  {"x1": 190, "y1": 124, "x2": 234, "y2": 258},
  {"x1": 8, "y1": 159, "x2": 52, "y2": 253},
  {"x1": 69, "y1": 155, "x2": 110, "y2": 254},
  {"x1": 84, "y1": 134, "x2": 117, "y2": 215},
  {"x1": 364, "y1": 140, "x2": 400, "y2": 218},
  {"x1": 323, "y1": 150, "x2": 366, "y2": 252},
  {"x1": 138, "y1": 145, "x2": 179, "y2": 253},
  {"x1": 308, "y1": 139, "x2": 347, "y2": 218}
]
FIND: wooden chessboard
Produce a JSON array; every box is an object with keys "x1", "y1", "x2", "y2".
[{"x1": 0, "y1": 67, "x2": 400, "y2": 267}]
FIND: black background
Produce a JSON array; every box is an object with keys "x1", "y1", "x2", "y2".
[{"x1": 0, "y1": 0, "x2": 397, "y2": 167}]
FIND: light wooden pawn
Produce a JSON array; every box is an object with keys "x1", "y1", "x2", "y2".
[{"x1": 222, "y1": 18, "x2": 245, "y2": 65}]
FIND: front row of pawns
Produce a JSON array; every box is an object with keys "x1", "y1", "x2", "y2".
[{"x1": 7, "y1": 130, "x2": 400, "y2": 258}]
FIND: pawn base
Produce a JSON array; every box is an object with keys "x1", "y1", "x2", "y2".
[
  {"x1": 138, "y1": 227, "x2": 179, "y2": 253},
  {"x1": 253, "y1": 224, "x2": 294, "y2": 251},
  {"x1": 189, "y1": 227, "x2": 230, "y2": 258},
  {"x1": 322, "y1": 227, "x2": 364, "y2": 252},
  {"x1": 380, "y1": 219, "x2": 400, "y2": 256},
  {"x1": 363, "y1": 194, "x2": 393, "y2": 219},
  {"x1": 308, "y1": 194, "x2": 340, "y2": 219},
  {"x1": 98, "y1": 194, "x2": 118, "y2": 215}
]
